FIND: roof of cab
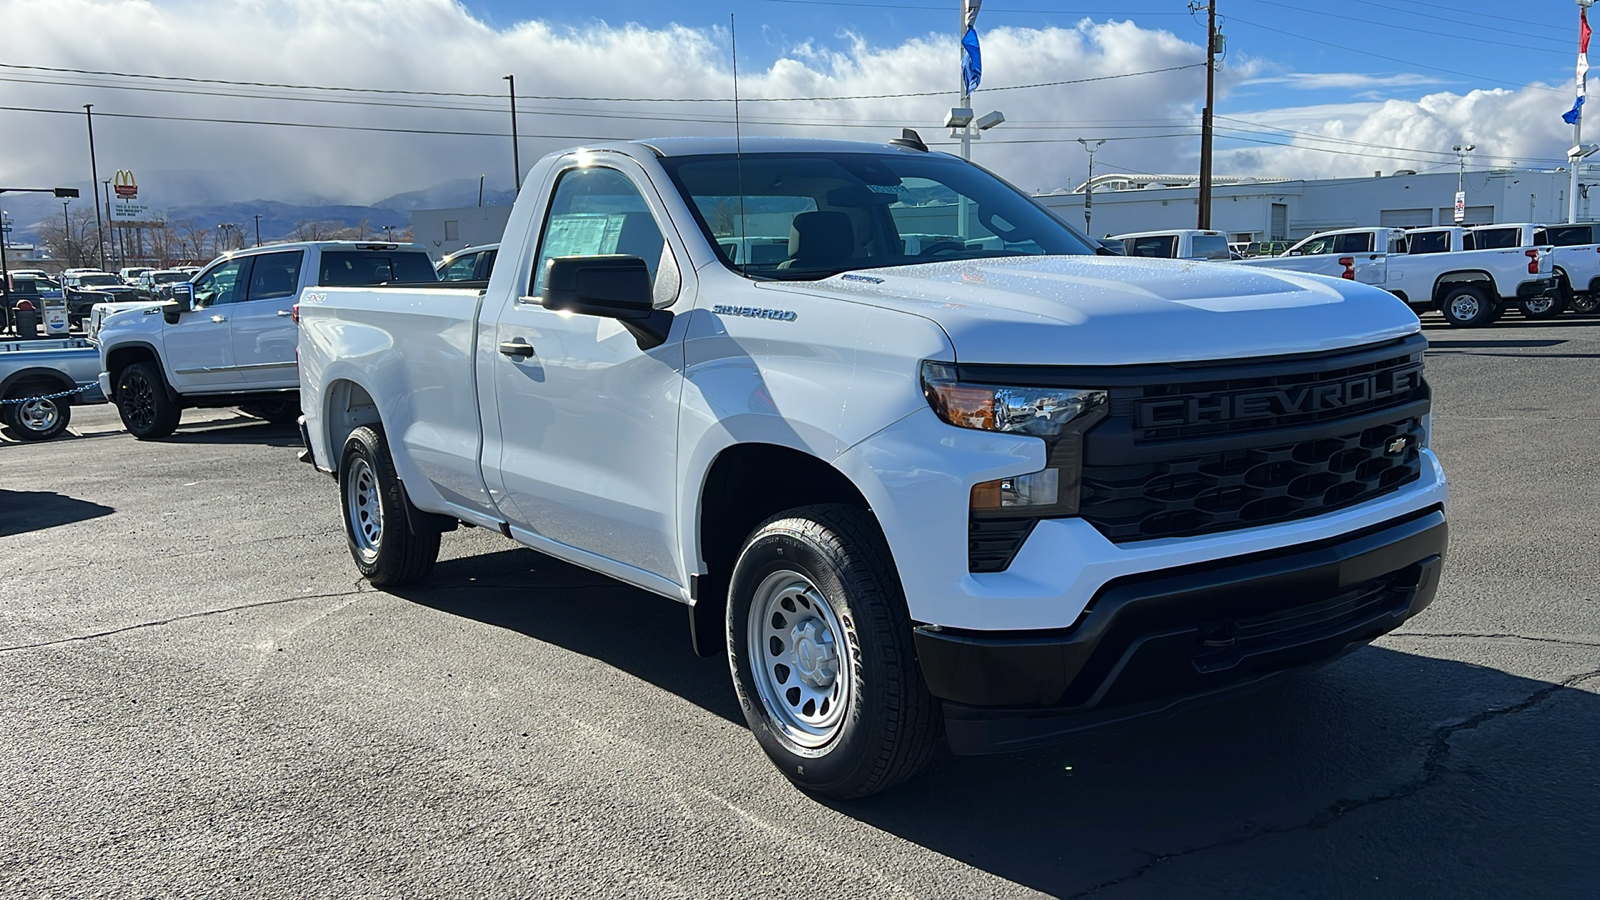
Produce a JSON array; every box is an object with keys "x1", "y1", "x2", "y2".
[{"x1": 631, "y1": 136, "x2": 942, "y2": 157}]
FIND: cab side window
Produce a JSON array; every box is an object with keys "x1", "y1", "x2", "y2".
[
  {"x1": 1331, "y1": 232, "x2": 1374, "y2": 254},
  {"x1": 245, "y1": 251, "x2": 304, "y2": 302},
  {"x1": 527, "y1": 167, "x2": 679, "y2": 307},
  {"x1": 191, "y1": 259, "x2": 247, "y2": 308},
  {"x1": 1408, "y1": 232, "x2": 1447, "y2": 254},
  {"x1": 439, "y1": 252, "x2": 480, "y2": 281}
]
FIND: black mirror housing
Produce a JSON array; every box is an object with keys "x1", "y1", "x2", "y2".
[
  {"x1": 160, "y1": 284, "x2": 194, "y2": 324},
  {"x1": 541, "y1": 255, "x2": 673, "y2": 350}
]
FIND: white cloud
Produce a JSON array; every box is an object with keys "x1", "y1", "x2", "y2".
[
  {"x1": 0, "y1": 1, "x2": 1582, "y2": 209},
  {"x1": 1243, "y1": 72, "x2": 1449, "y2": 91}
]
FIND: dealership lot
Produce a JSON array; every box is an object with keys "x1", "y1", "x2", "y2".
[{"x1": 2, "y1": 319, "x2": 1597, "y2": 899}]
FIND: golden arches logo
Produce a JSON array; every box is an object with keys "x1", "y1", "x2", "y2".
[{"x1": 113, "y1": 170, "x2": 138, "y2": 199}]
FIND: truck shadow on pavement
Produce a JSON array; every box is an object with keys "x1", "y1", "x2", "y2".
[
  {"x1": 388, "y1": 547, "x2": 743, "y2": 724},
  {"x1": 0, "y1": 489, "x2": 115, "y2": 537},
  {"x1": 386, "y1": 545, "x2": 1599, "y2": 898},
  {"x1": 161, "y1": 417, "x2": 304, "y2": 448}
]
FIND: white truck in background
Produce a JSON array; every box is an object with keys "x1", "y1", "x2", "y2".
[
  {"x1": 297, "y1": 134, "x2": 1449, "y2": 799},
  {"x1": 1110, "y1": 229, "x2": 1235, "y2": 260},
  {"x1": 1542, "y1": 222, "x2": 1600, "y2": 313},
  {"x1": 1239, "y1": 223, "x2": 1556, "y2": 327},
  {"x1": 95, "y1": 241, "x2": 438, "y2": 439}
]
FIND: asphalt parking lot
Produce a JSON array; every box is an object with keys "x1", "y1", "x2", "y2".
[{"x1": 2, "y1": 317, "x2": 1597, "y2": 899}]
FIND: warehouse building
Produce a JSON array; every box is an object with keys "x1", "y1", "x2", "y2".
[{"x1": 1033, "y1": 168, "x2": 1594, "y2": 244}]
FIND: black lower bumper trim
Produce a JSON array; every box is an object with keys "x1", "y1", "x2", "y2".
[{"x1": 916, "y1": 507, "x2": 1447, "y2": 755}]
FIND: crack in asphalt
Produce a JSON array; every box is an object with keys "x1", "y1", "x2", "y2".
[
  {"x1": 0, "y1": 587, "x2": 371, "y2": 655},
  {"x1": 1393, "y1": 631, "x2": 1600, "y2": 649},
  {"x1": 1069, "y1": 665, "x2": 1600, "y2": 898}
]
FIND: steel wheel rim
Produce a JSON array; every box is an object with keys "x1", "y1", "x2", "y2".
[
  {"x1": 345, "y1": 457, "x2": 382, "y2": 561},
  {"x1": 748, "y1": 569, "x2": 852, "y2": 749},
  {"x1": 15, "y1": 398, "x2": 59, "y2": 433},
  {"x1": 124, "y1": 372, "x2": 155, "y2": 429},
  {"x1": 1525, "y1": 297, "x2": 1554, "y2": 315},
  {"x1": 1450, "y1": 294, "x2": 1481, "y2": 321}
]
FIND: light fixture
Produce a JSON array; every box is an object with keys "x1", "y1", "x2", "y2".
[
  {"x1": 944, "y1": 107, "x2": 974, "y2": 129},
  {"x1": 975, "y1": 110, "x2": 1006, "y2": 131}
]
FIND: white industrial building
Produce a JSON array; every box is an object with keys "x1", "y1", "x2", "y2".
[
  {"x1": 1033, "y1": 168, "x2": 1596, "y2": 243},
  {"x1": 411, "y1": 165, "x2": 1598, "y2": 260}
]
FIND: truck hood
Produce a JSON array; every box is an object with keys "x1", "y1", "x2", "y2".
[{"x1": 759, "y1": 255, "x2": 1421, "y2": 366}]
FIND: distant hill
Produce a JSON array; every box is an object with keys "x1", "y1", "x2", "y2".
[{"x1": 372, "y1": 178, "x2": 518, "y2": 212}]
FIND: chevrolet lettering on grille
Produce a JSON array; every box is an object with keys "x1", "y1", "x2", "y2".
[{"x1": 1134, "y1": 362, "x2": 1424, "y2": 428}]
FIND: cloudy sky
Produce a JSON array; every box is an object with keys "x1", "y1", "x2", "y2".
[{"x1": 0, "y1": 0, "x2": 1591, "y2": 210}]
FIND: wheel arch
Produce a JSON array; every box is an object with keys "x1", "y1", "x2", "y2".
[
  {"x1": 0, "y1": 367, "x2": 76, "y2": 400},
  {"x1": 1431, "y1": 270, "x2": 1495, "y2": 304},
  {"x1": 322, "y1": 378, "x2": 384, "y2": 473},
  {"x1": 689, "y1": 441, "x2": 876, "y2": 657},
  {"x1": 103, "y1": 341, "x2": 168, "y2": 403}
]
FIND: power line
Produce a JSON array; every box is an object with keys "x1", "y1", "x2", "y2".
[
  {"x1": 0, "y1": 60, "x2": 1204, "y2": 104},
  {"x1": 1237, "y1": 0, "x2": 1568, "y2": 56},
  {"x1": 1341, "y1": 0, "x2": 1569, "y2": 41},
  {"x1": 1212, "y1": 116, "x2": 1564, "y2": 164}
]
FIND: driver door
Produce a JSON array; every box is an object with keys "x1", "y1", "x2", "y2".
[{"x1": 163, "y1": 257, "x2": 250, "y2": 392}]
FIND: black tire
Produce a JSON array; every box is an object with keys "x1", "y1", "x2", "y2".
[
  {"x1": 1439, "y1": 285, "x2": 1495, "y2": 327},
  {"x1": 339, "y1": 425, "x2": 440, "y2": 587},
  {"x1": 726, "y1": 504, "x2": 940, "y2": 799},
  {"x1": 1, "y1": 382, "x2": 72, "y2": 442},
  {"x1": 1570, "y1": 292, "x2": 1600, "y2": 315},
  {"x1": 115, "y1": 361, "x2": 181, "y2": 439},
  {"x1": 239, "y1": 399, "x2": 301, "y2": 424}
]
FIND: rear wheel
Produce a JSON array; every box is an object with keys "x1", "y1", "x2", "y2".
[
  {"x1": 339, "y1": 425, "x2": 440, "y2": 587},
  {"x1": 1440, "y1": 285, "x2": 1495, "y2": 327},
  {"x1": 115, "y1": 362, "x2": 181, "y2": 439},
  {"x1": 726, "y1": 504, "x2": 940, "y2": 799},
  {"x1": 1572, "y1": 292, "x2": 1600, "y2": 314},
  {"x1": 2, "y1": 382, "x2": 71, "y2": 441}
]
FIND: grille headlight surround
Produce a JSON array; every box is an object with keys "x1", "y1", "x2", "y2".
[{"x1": 920, "y1": 361, "x2": 1107, "y2": 437}]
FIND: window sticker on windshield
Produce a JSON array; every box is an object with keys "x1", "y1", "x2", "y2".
[{"x1": 866, "y1": 184, "x2": 909, "y2": 194}]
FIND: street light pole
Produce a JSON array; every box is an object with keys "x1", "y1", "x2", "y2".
[
  {"x1": 84, "y1": 104, "x2": 107, "y2": 270},
  {"x1": 253, "y1": 213, "x2": 263, "y2": 247},
  {"x1": 504, "y1": 75, "x2": 521, "y2": 193},
  {"x1": 0, "y1": 187, "x2": 78, "y2": 287},
  {"x1": 1078, "y1": 138, "x2": 1107, "y2": 235},
  {"x1": 1452, "y1": 144, "x2": 1475, "y2": 222},
  {"x1": 62, "y1": 200, "x2": 73, "y2": 266}
]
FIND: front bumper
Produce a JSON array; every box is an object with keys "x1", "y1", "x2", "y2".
[{"x1": 915, "y1": 507, "x2": 1447, "y2": 754}]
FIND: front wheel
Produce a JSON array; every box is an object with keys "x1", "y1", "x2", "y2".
[
  {"x1": 115, "y1": 362, "x2": 181, "y2": 439},
  {"x1": 339, "y1": 425, "x2": 440, "y2": 587},
  {"x1": 1440, "y1": 285, "x2": 1495, "y2": 327},
  {"x1": 726, "y1": 504, "x2": 940, "y2": 799}
]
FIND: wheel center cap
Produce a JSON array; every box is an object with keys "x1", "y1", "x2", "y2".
[{"x1": 789, "y1": 619, "x2": 837, "y2": 688}]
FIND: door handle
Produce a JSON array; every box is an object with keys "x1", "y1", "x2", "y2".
[
  {"x1": 276, "y1": 309, "x2": 292, "y2": 317},
  {"x1": 211, "y1": 315, "x2": 228, "y2": 323},
  {"x1": 498, "y1": 339, "x2": 535, "y2": 358}
]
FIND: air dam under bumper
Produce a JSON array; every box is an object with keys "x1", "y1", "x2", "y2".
[{"x1": 916, "y1": 508, "x2": 1447, "y2": 755}]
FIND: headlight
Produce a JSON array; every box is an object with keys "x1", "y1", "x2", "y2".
[
  {"x1": 920, "y1": 361, "x2": 1106, "y2": 437},
  {"x1": 921, "y1": 361, "x2": 1110, "y2": 527}
]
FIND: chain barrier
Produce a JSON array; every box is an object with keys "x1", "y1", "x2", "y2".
[{"x1": 0, "y1": 383, "x2": 97, "y2": 405}]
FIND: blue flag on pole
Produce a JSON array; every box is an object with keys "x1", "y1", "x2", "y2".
[
  {"x1": 961, "y1": 27, "x2": 982, "y2": 96},
  {"x1": 1565, "y1": 95, "x2": 1585, "y2": 125}
]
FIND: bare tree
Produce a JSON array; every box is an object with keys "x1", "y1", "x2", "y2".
[
  {"x1": 36, "y1": 209, "x2": 100, "y2": 268},
  {"x1": 293, "y1": 219, "x2": 338, "y2": 241}
]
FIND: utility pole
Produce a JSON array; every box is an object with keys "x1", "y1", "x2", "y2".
[
  {"x1": 1193, "y1": 1, "x2": 1220, "y2": 229},
  {"x1": 84, "y1": 104, "x2": 107, "y2": 270},
  {"x1": 504, "y1": 75, "x2": 521, "y2": 193},
  {"x1": 479, "y1": 174, "x2": 485, "y2": 208},
  {"x1": 253, "y1": 213, "x2": 263, "y2": 247},
  {"x1": 1078, "y1": 138, "x2": 1107, "y2": 236},
  {"x1": 62, "y1": 200, "x2": 72, "y2": 266}
]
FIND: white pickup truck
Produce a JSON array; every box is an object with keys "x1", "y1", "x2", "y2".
[
  {"x1": 1239, "y1": 224, "x2": 1556, "y2": 327},
  {"x1": 1543, "y1": 222, "x2": 1600, "y2": 313},
  {"x1": 95, "y1": 241, "x2": 437, "y2": 438},
  {"x1": 298, "y1": 135, "x2": 1449, "y2": 798},
  {"x1": 1110, "y1": 229, "x2": 1235, "y2": 260}
]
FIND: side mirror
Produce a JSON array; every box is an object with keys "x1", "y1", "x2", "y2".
[
  {"x1": 161, "y1": 283, "x2": 194, "y2": 325},
  {"x1": 540, "y1": 255, "x2": 673, "y2": 350}
]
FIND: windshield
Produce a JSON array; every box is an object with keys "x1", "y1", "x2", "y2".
[
  {"x1": 153, "y1": 272, "x2": 189, "y2": 283},
  {"x1": 659, "y1": 151, "x2": 1096, "y2": 280},
  {"x1": 80, "y1": 274, "x2": 122, "y2": 286}
]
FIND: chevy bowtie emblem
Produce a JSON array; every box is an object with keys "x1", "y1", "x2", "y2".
[{"x1": 1385, "y1": 437, "x2": 1409, "y2": 456}]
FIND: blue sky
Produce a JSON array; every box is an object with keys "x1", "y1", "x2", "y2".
[
  {"x1": 459, "y1": 0, "x2": 1589, "y2": 112},
  {"x1": 0, "y1": 1, "x2": 1592, "y2": 208}
]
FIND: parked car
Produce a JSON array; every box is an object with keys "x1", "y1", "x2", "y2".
[
  {"x1": 298, "y1": 134, "x2": 1449, "y2": 799},
  {"x1": 2, "y1": 274, "x2": 64, "y2": 332},
  {"x1": 97, "y1": 241, "x2": 438, "y2": 438},
  {"x1": 60, "y1": 271, "x2": 139, "y2": 328},
  {"x1": 0, "y1": 335, "x2": 104, "y2": 440},
  {"x1": 117, "y1": 267, "x2": 152, "y2": 285},
  {"x1": 435, "y1": 243, "x2": 500, "y2": 282},
  {"x1": 1110, "y1": 229, "x2": 1234, "y2": 260},
  {"x1": 133, "y1": 269, "x2": 194, "y2": 302}
]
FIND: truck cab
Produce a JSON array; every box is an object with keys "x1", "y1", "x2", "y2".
[{"x1": 1110, "y1": 229, "x2": 1234, "y2": 260}]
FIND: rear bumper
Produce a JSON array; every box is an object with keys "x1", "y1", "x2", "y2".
[
  {"x1": 915, "y1": 508, "x2": 1447, "y2": 755},
  {"x1": 1516, "y1": 277, "x2": 1556, "y2": 301}
]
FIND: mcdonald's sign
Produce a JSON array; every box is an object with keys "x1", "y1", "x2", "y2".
[{"x1": 113, "y1": 170, "x2": 138, "y2": 199}]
